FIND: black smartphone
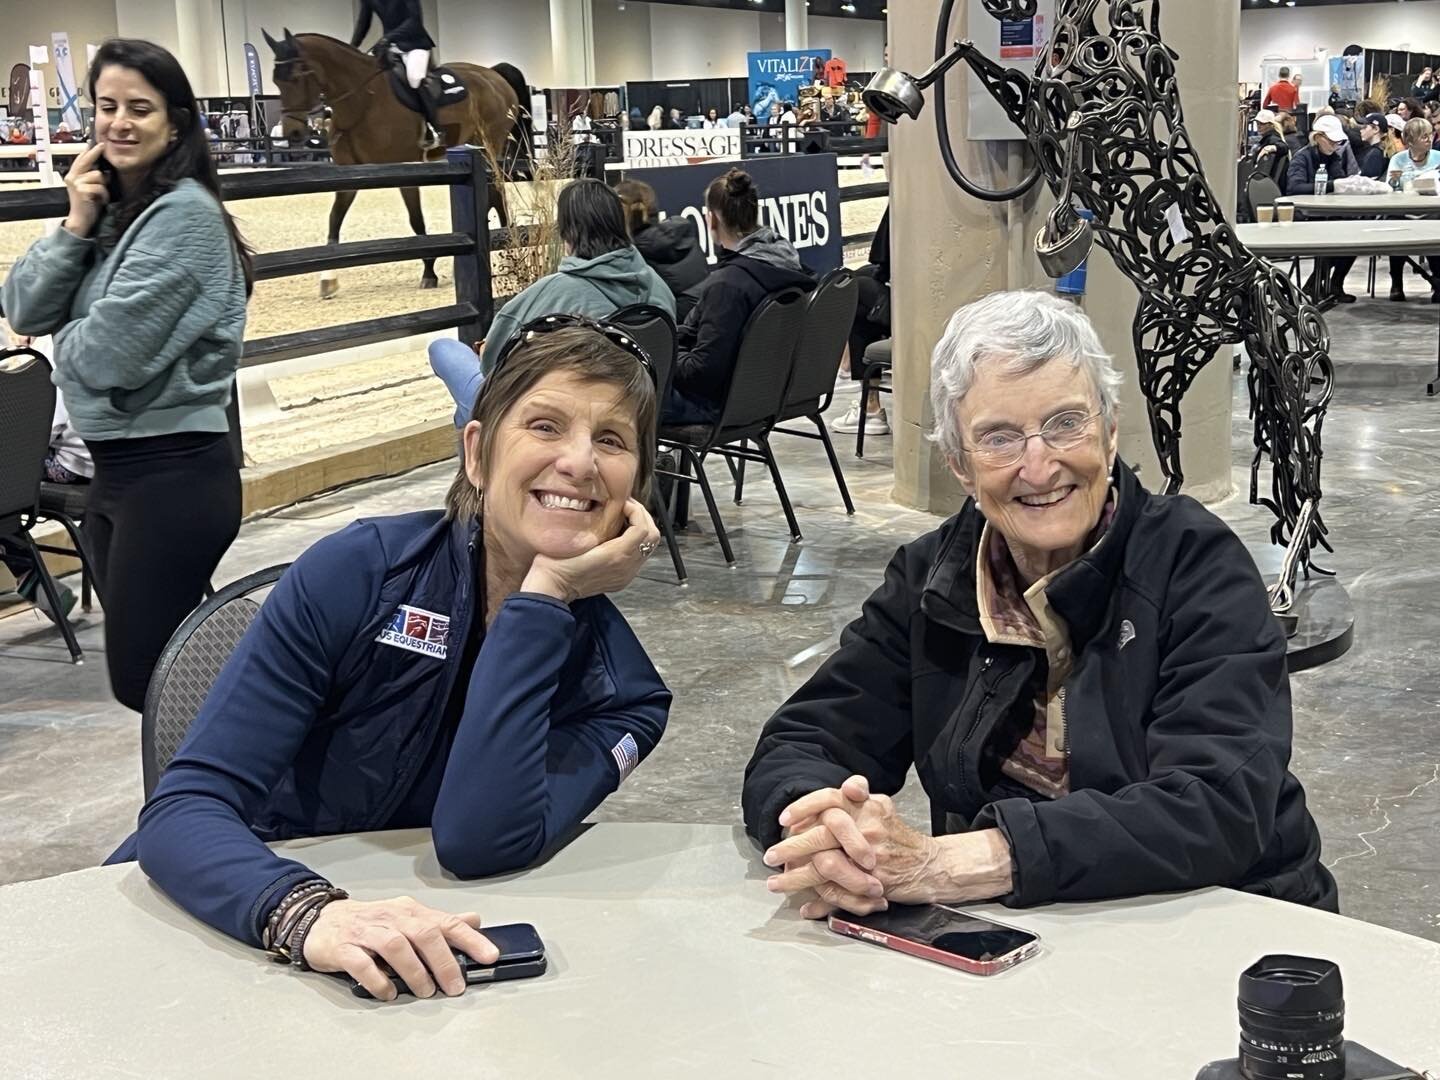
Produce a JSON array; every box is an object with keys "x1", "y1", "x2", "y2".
[
  {"x1": 348, "y1": 922, "x2": 547, "y2": 999},
  {"x1": 828, "y1": 903, "x2": 1040, "y2": 976}
]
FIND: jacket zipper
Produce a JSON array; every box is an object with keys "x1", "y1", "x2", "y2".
[
  {"x1": 1056, "y1": 685, "x2": 1068, "y2": 755},
  {"x1": 955, "y1": 656, "x2": 995, "y2": 805}
]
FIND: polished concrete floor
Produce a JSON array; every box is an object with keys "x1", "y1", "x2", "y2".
[{"x1": 3, "y1": 272, "x2": 1439, "y2": 944}]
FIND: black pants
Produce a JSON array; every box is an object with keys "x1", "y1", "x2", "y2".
[
  {"x1": 1389, "y1": 255, "x2": 1440, "y2": 294},
  {"x1": 84, "y1": 432, "x2": 241, "y2": 711},
  {"x1": 1302, "y1": 256, "x2": 1357, "y2": 298},
  {"x1": 848, "y1": 266, "x2": 891, "y2": 382}
]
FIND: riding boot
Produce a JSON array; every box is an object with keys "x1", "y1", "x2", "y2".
[{"x1": 419, "y1": 94, "x2": 443, "y2": 152}]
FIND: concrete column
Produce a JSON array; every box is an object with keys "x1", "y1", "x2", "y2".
[
  {"x1": 888, "y1": 0, "x2": 1239, "y2": 512},
  {"x1": 785, "y1": 0, "x2": 809, "y2": 51},
  {"x1": 1081, "y1": 2, "x2": 1238, "y2": 504},
  {"x1": 888, "y1": 0, "x2": 1049, "y2": 514},
  {"x1": 550, "y1": 0, "x2": 595, "y2": 87}
]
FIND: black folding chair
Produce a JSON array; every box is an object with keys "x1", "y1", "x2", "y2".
[
  {"x1": 140, "y1": 563, "x2": 289, "y2": 799},
  {"x1": 658, "y1": 288, "x2": 808, "y2": 566},
  {"x1": 605, "y1": 303, "x2": 687, "y2": 585},
  {"x1": 856, "y1": 338, "x2": 893, "y2": 459},
  {"x1": 0, "y1": 348, "x2": 83, "y2": 662},
  {"x1": 771, "y1": 268, "x2": 858, "y2": 514}
]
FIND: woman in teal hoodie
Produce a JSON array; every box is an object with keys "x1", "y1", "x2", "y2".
[
  {"x1": 2, "y1": 40, "x2": 252, "y2": 710},
  {"x1": 428, "y1": 179, "x2": 674, "y2": 421}
]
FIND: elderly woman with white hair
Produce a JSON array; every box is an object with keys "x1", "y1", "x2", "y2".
[{"x1": 742, "y1": 291, "x2": 1337, "y2": 917}]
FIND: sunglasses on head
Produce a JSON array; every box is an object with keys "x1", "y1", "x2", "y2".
[{"x1": 490, "y1": 313, "x2": 659, "y2": 390}]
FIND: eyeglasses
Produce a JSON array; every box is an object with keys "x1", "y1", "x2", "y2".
[
  {"x1": 490, "y1": 313, "x2": 659, "y2": 391},
  {"x1": 961, "y1": 409, "x2": 1102, "y2": 467}
]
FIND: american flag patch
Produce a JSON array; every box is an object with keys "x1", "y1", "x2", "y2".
[{"x1": 610, "y1": 732, "x2": 640, "y2": 782}]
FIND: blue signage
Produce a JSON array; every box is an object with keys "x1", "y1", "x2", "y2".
[
  {"x1": 746, "y1": 49, "x2": 831, "y2": 117},
  {"x1": 626, "y1": 153, "x2": 843, "y2": 276}
]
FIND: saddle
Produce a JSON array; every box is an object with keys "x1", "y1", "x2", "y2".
[{"x1": 377, "y1": 45, "x2": 468, "y2": 116}]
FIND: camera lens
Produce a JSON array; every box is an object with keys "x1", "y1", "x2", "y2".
[{"x1": 1237, "y1": 955, "x2": 1345, "y2": 1080}]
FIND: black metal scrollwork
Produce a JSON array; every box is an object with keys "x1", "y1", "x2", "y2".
[{"x1": 967, "y1": 0, "x2": 1332, "y2": 576}]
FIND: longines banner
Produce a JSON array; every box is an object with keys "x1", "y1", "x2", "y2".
[
  {"x1": 747, "y1": 49, "x2": 831, "y2": 116},
  {"x1": 625, "y1": 153, "x2": 842, "y2": 275},
  {"x1": 622, "y1": 128, "x2": 741, "y2": 169}
]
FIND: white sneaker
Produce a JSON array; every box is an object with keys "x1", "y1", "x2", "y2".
[{"x1": 831, "y1": 404, "x2": 890, "y2": 435}]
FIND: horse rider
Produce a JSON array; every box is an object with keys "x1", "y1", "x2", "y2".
[{"x1": 350, "y1": 0, "x2": 442, "y2": 149}]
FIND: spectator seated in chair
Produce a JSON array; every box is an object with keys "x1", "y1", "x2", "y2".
[
  {"x1": 664, "y1": 168, "x2": 814, "y2": 426},
  {"x1": 743, "y1": 291, "x2": 1337, "y2": 921}
]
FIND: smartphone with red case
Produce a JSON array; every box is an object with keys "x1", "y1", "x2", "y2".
[{"x1": 827, "y1": 903, "x2": 1041, "y2": 976}]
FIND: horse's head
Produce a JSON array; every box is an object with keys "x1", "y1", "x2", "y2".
[{"x1": 263, "y1": 28, "x2": 321, "y2": 142}]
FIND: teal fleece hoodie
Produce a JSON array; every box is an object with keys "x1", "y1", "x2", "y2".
[
  {"x1": 1, "y1": 179, "x2": 247, "y2": 441},
  {"x1": 479, "y1": 246, "x2": 674, "y2": 373}
]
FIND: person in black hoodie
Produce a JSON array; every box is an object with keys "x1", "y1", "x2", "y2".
[
  {"x1": 615, "y1": 179, "x2": 709, "y2": 323},
  {"x1": 666, "y1": 168, "x2": 814, "y2": 424}
]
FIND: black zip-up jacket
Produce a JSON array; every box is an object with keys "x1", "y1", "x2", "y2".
[
  {"x1": 633, "y1": 217, "x2": 709, "y2": 313},
  {"x1": 1254, "y1": 130, "x2": 1291, "y2": 187},
  {"x1": 674, "y1": 234, "x2": 814, "y2": 411},
  {"x1": 1285, "y1": 142, "x2": 1356, "y2": 196},
  {"x1": 351, "y1": 0, "x2": 434, "y2": 51},
  {"x1": 743, "y1": 462, "x2": 1338, "y2": 911}
]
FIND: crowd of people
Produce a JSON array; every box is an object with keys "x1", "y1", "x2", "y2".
[
  {"x1": 3, "y1": 36, "x2": 1344, "y2": 1004},
  {"x1": 1248, "y1": 65, "x2": 1440, "y2": 307}
]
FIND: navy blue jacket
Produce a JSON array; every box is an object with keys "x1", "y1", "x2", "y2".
[
  {"x1": 1285, "y1": 143, "x2": 1356, "y2": 195},
  {"x1": 113, "y1": 511, "x2": 670, "y2": 947}
]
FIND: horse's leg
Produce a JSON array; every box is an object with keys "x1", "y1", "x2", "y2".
[
  {"x1": 320, "y1": 189, "x2": 359, "y2": 299},
  {"x1": 400, "y1": 185, "x2": 439, "y2": 289}
]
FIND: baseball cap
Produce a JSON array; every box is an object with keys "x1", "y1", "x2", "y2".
[
  {"x1": 1256, "y1": 109, "x2": 1277, "y2": 125},
  {"x1": 1312, "y1": 114, "x2": 1345, "y2": 142},
  {"x1": 1387, "y1": 113, "x2": 1405, "y2": 132},
  {"x1": 1361, "y1": 111, "x2": 1386, "y2": 130}
]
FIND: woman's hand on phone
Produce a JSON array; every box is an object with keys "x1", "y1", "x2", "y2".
[
  {"x1": 62, "y1": 143, "x2": 111, "y2": 237},
  {"x1": 302, "y1": 895, "x2": 499, "y2": 1002},
  {"x1": 521, "y1": 498, "x2": 661, "y2": 603}
]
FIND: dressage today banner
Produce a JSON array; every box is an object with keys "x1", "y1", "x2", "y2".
[
  {"x1": 747, "y1": 49, "x2": 830, "y2": 116},
  {"x1": 624, "y1": 153, "x2": 842, "y2": 276},
  {"x1": 622, "y1": 128, "x2": 741, "y2": 169}
]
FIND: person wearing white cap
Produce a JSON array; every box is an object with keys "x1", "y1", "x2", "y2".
[
  {"x1": 1253, "y1": 108, "x2": 1291, "y2": 186},
  {"x1": 1286, "y1": 114, "x2": 1358, "y2": 306}
]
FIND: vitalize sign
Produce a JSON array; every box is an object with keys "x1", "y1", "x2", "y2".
[
  {"x1": 622, "y1": 129, "x2": 741, "y2": 169},
  {"x1": 747, "y1": 49, "x2": 831, "y2": 116},
  {"x1": 624, "y1": 153, "x2": 843, "y2": 275}
]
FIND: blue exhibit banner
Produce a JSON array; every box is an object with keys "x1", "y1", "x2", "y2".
[
  {"x1": 746, "y1": 49, "x2": 831, "y2": 116},
  {"x1": 625, "y1": 153, "x2": 843, "y2": 276}
]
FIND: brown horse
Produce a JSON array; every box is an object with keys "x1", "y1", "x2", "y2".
[{"x1": 263, "y1": 29, "x2": 528, "y2": 295}]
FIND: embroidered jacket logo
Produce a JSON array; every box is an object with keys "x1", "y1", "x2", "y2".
[
  {"x1": 1118, "y1": 619, "x2": 1136, "y2": 651},
  {"x1": 376, "y1": 604, "x2": 450, "y2": 659}
]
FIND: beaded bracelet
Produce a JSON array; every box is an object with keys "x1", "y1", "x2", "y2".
[
  {"x1": 263, "y1": 880, "x2": 333, "y2": 952},
  {"x1": 269, "y1": 887, "x2": 348, "y2": 967}
]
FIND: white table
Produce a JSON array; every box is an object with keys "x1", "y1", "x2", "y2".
[
  {"x1": 2, "y1": 823, "x2": 1437, "y2": 1078},
  {"x1": 1237, "y1": 219, "x2": 1440, "y2": 258},
  {"x1": 1237, "y1": 221, "x2": 1440, "y2": 393},
  {"x1": 1277, "y1": 192, "x2": 1440, "y2": 219}
]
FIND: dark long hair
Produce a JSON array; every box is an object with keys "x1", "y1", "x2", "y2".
[
  {"x1": 87, "y1": 39, "x2": 255, "y2": 295},
  {"x1": 704, "y1": 167, "x2": 759, "y2": 236},
  {"x1": 557, "y1": 179, "x2": 632, "y2": 260}
]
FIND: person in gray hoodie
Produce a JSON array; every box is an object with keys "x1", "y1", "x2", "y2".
[
  {"x1": 428, "y1": 179, "x2": 674, "y2": 419},
  {"x1": 2, "y1": 39, "x2": 251, "y2": 711}
]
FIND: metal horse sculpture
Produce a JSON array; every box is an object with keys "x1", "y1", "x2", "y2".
[
  {"x1": 867, "y1": 0, "x2": 1333, "y2": 605},
  {"x1": 264, "y1": 29, "x2": 529, "y2": 295}
]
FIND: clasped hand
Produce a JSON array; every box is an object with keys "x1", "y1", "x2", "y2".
[{"x1": 762, "y1": 776, "x2": 1014, "y2": 920}]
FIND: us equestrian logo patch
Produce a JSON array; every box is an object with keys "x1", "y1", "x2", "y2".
[{"x1": 376, "y1": 604, "x2": 450, "y2": 659}]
